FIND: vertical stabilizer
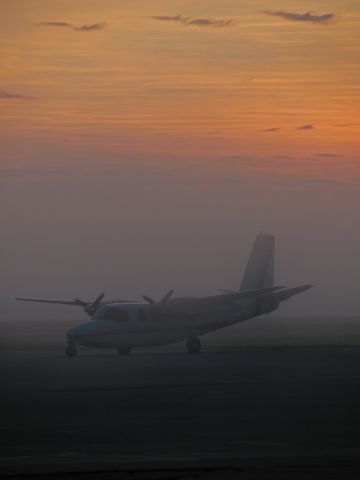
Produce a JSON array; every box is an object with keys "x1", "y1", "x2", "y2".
[{"x1": 240, "y1": 234, "x2": 275, "y2": 290}]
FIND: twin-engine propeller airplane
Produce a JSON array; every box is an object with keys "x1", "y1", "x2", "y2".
[{"x1": 16, "y1": 234, "x2": 312, "y2": 357}]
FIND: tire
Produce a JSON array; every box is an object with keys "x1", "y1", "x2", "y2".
[
  {"x1": 186, "y1": 336, "x2": 201, "y2": 354},
  {"x1": 117, "y1": 347, "x2": 132, "y2": 356},
  {"x1": 65, "y1": 344, "x2": 77, "y2": 357}
]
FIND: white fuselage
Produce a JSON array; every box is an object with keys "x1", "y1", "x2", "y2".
[{"x1": 67, "y1": 299, "x2": 274, "y2": 349}]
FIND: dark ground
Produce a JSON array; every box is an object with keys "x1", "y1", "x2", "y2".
[{"x1": 1, "y1": 347, "x2": 360, "y2": 479}]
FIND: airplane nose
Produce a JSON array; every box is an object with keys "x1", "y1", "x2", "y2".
[
  {"x1": 67, "y1": 324, "x2": 83, "y2": 342},
  {"x1": 67, "y1": 329, "x2": 76, "y2": 342}
]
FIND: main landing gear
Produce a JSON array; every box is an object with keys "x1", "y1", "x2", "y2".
[
  {"x1": 65, "y1": 343, "x2": 77, "y2": 358},
  {"x1": 186, "y1": 336, "x2": 202, "y2": 354}
]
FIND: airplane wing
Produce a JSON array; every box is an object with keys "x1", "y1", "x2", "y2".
[
  {"x1": 15, "y1": 297, "x2": 86, "y2": 306},
  {"x1": 16, "y1": 292, "x2": 106, "y2": 316},
  {"x1": 171, "y1": 286, "x2": 284, "y2": 312},
  {"x1": 269, "y1": 284, "x2": 313, "y2": 303}
]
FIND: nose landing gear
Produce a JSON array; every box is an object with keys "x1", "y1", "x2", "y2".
[
  {"x1": 186, "y1": 336, "x2": 202, "y2": 354},
  {"x1": 65, "y1": 343, "x2": 77, "y2": 357}
]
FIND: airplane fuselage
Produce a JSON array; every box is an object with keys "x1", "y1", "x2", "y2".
[{"x1": 67, "y1": 296, "x2": 279, "y2": 349}]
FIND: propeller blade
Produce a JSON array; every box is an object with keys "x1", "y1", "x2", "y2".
[
  {"x1": 83, "y1": 292, "x2": 105, "y2": 316},
  {"x1": 74, "y1": 298, "x2": 88, "y2": 307},
  {"x1": 142, "y1": 290, "x2": 174, "y2": 305},
  {"x1": 142, "y1": 295, "x2": 156, "y2": 305},
  {"x1": 160, "y1": 289, "x2": 173, "y2": 305},
  {"x1": 92, "y1": 292, "x2": 105, "y2": 309}
]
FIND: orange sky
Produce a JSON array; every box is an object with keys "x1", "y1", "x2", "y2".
[
  {"x1": 1, "y1": 0, "x2": 359, "y2": 181},
  {"x1": 1, "y1": 2, "x2": 360, "y2": 317}
]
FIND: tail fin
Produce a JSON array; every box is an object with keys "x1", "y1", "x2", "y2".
[{"x1": 240, "y1": 234, "x2": 275, "y2": 291}]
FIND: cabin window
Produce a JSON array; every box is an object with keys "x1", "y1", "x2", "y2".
[
  {"x1": 102, "y1": 307, "x2": 129, "y2": 321},
  {"x1": 138, "y1": 309, "x2": 148, "y2": 322}
]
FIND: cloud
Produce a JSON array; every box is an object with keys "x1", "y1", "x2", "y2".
[
  {"x1": 263, "y1": 127, "x2": 280, "y2": 132},
  {"x1": 298, "y1": 124, "x2": 314, "y2": 130},
  {"x1": 37, "y1": 21, "x2": 73, "y2": 28},
  {"x1": 315, "y1": 153, "x2": 339, "y2": 158},
  {"x1": 36, "y1": 21, "x2": 106, "y2": 31},
  {"x1": 74, "y1": 23, "x2": 106, "y2": 31},
  {"x1": 0, "y1": 89, "x2": 33, "y2": 100},
  {"x1": 149, "y1": 15, "x2": 236, "y2": 28},
  {"x1": 263, "y1": 11, "x2": 335, "y2": 25}
]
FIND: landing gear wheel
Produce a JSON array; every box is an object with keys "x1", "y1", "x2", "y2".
[
  {"x1": 186, "y1": 336, "x2": 201, "y2": 354},
  {"x1": 65, "y1": 344, "x2": 77, "y2": 358},
  {"x1": 117, "y1": 347, "x2": 132, "y2": 356}
]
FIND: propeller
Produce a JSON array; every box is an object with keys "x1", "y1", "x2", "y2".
[
  {"x1": 142, "y1": 289, "x2": 173, "y2": 306},
  {"x1": 75, "y1": 292, "x2": 105, "y2": 316}
]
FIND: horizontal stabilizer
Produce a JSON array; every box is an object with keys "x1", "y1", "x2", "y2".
[
  {"x1": 271, "y1": 285, "x2": 313, "y2": 303},
  {"x1": 175, "y1": 286, "x2": 284, "y2": 312}
]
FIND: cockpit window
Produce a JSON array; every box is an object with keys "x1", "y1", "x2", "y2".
[{"x1": 102, "y1": 307, "x2": 129, "y2": 321}]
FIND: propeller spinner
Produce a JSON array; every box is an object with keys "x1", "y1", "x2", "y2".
[{"x1": 75, "y1": 292, "x2": 105, "y2": 316}]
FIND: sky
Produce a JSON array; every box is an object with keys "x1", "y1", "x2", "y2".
[{"x1": 1, "y1": 1, "x2": 359, "y2": 320}]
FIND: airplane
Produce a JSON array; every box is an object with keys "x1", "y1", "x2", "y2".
[{"x1": 16, "y1": 234, "x2": 313, "y2": 357}]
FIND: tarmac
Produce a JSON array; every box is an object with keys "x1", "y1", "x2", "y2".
[{"x1": 1, "y1": 347, "x2": 360, "y2": 478}]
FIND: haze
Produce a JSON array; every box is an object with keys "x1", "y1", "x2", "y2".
[{"x1": 1, "y1": 0, "x2": 359, "y2": 321}]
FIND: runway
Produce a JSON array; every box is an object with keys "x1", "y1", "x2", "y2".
[{"x1": 1, "y1": 348, "x2": 360, "y2": 478}]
